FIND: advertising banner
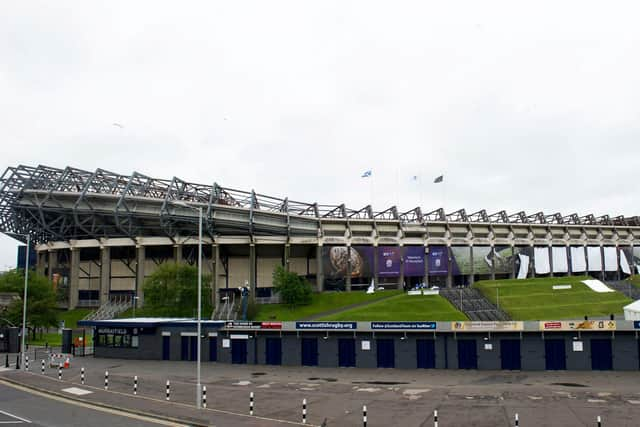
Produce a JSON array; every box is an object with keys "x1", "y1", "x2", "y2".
[
  {"x1": 538, "y1": 320, "x2": 616, "y2": 331},
  {"x1": 428, "y1": 245, "x2": 449, "y2": 276},
  {"x1": 472, "y1": 246, "x2": 493, "y2": 275},
  {"x1": 295, "y1": 321, "x2": 357, "y2": 330},
  {"x1": 493, "y1": 246, "x2": 514, "y2": 274},
  {"x1": 450, "y1": 246, "x2": 471, "y2": 275},
  {"x1": 225, "y1": 321, "x2": 282, "y2": 330},
  {"x1": 322, "y1": 246, "x2": 374, "y2": 278},
  {"x1": 371, "y1": 321, "x2": 436, "y2": 330},
  {"x1": 403, "y1": 246, "x2": 425, "y2": 277},
  {"x1": 452, "y1": 321, "x2": 523, "y2": 331},
  {"x1": 377, "y1": 246, "x2": 401, "y2": 277}
]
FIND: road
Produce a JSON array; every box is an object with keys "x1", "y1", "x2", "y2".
[{"x1": 0, "y1": 381, "x2": 183, "y2": 427}]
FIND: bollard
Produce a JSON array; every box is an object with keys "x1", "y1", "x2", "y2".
[
  {"x1": 515, "y1": 413, "x2": 519, "y2": 427},
  {"x1": 202, "y1": 385, "x2": 207, "y2": 408},
  {"x1": 25, "y1": 355, "x2": 29, "y2": 371},
  {"x1": 58, "y1": 365, "x2": 62, "y2": 381},
  {"x1": 4, "y1": 354, "x2": 8, "y2": 368},
  {"x1": 15, "y1": 354, "x2": 19, "y2": 370},
  {"x1": 81, "y1": 367, "x2": 85, "y2": 385},
  {"x1": 250, "y1": 392, "x2": 254, "y2": 415},
  {"x1": 597, "y1": 415, "x2": 602, "y2": 427},
  {"x1": 41, "y1": 359, "x2": 45, "y2": 374},
  {"x1": 363, "y1": 405, "x2": 367, "y2": 427},
  {"x1": 166, "y1": 380, "x2": 170, "y2": 401},
  {"x1": 302, "y1": 398, "x2": 307, "y2": 424},
  {"x1": 105, "y1": 371, "x2": 109, "y2": 390},
  {"x1": 434, "y1": 409, "x2": 438, "y2": 427},
  {"x1": 134, "y1": 375, "x2": 138, "y2": 395}
]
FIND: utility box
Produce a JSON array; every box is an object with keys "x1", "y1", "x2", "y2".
[{"x1": 61, "y1": 328, "x2": 73, "y2": 354}]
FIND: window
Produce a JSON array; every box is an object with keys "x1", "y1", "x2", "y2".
[{"x1": 95, "y1": 327, "x2": 138, "y2": 348}]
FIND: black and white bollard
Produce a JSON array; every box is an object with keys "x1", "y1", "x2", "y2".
[
  {"x1": 515, "y1": 413, "x2": 519, "y2": 427},
  {"x1": 134, "y1": 375, "x2": 138, "y2": 395},
  {"x1": 434, "y1": 409, "x2": 438, "y2": 427},
  {"x1": 166, "y1": 380, "x2": 170, "y2": 401},
  {"x1": 104, "y1": 371, "x2": 109, "y2": 390},
  {"x1": 25, "y1": 355, "x2": 29, "y2": 371},
  {"x1": 4, "y1": 354, "x2": 8, "y2": 368},
  {"x1": 81, "y1": 367, "x2": 85, "y2": 385},
  {"x1": 363, "y1": 405, "x2": 367, "y2": 427},
  {"x1": 58, "y1": 366, "x2": 62, "y2": 381},
  {"x1": 597, "y1": 415, "x2": 602, "y2": 427},
  {"x1": 249, "y1": 392, "x2": 254, "y2": 415},
  {"x1": 41, "y1": 359, "x2": 45, "y2": 374},
  {"x1": 302, "y1": 398, "x2": 307, "y2": 424},
  {"x1": 202, "y1": 386, "x2": 207, "y2": 408},
  {"x1": 15, "y1": 354, "x2": 19, "y2": 370}
]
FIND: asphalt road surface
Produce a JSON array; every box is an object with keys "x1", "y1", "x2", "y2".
[{"x1": 0, "y1": 382, "x2": 182, "y2": 427}]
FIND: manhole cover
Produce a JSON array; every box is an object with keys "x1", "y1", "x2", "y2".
[{"x1": 551, "y1": 382, "x2": 588, "y2": 388}]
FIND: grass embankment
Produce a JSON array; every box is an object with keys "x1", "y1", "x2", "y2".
[
  {"x1": 27, "y1": 308, "x2": 93, "y2": 346},
  {"x1": 627, "y1": 276, "x2": 640, "y2": 289},
  {"x1": 318, "y1": 294, "x2": 468, "y2": 321},
  {"x1": 253, "y1": 290, "x2": 403, "y2": 321},
  {"x1": 474, "y1": 276, "x2": 631, "y2": 320}
]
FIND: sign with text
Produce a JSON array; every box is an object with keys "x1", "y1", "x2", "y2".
[
  {"x1": 403, "y1": 246, "x2": 425, "y2": 277},
  {"x1": 295, "y1": 322, "x2": 357, "y2": 330},
  {"x1": 225, "y1": 321, "x2": 282, "y2": 330},
  {"x1": 452, "y1": 321, "x2": 523, "y2": 331},
  {"x1": 377, "y1": 246, "x2": 401, "y2": 277},
  {"x1": 371, "y1": 321, "x2": 436, "y2": 330},
  {"x1": 539, "y1": 320, "x2": 616, "y2": 331},
  {"x1": 428, "y1": 246, "x2": 449, "y2": 276}
]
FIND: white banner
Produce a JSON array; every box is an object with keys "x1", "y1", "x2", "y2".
[
  {"x1": 570, "y1": 246, "x2": 587, "y2": 272},
  {"x1": 603, "y1": 247, "x2": 617, "y2": 272},
  {"x1": 587, "y1": 246, "x2": 602, "y2": 271},
  {"x1": 620, "y1": 249, "x2": 631, "y2": 275},
  {"x1": 517, "y1": 254, "x2": 529, "y2": 279},
  {"x1": 534, "y1": 247, "x2": 550, "y2": 274},
  {"x1": 552, "y1": 247, "x2": 568, "y2": 273}
]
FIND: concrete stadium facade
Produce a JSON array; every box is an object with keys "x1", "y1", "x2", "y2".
[{"x1": 1, "y1": 165, "x2": 639, "y2": 310}]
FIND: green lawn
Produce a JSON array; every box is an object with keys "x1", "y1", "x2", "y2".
[
  {"x1": 627, "y1": 276, "x2": 640, "y2": 289},
  {"x1": 318, "y1": 294, "x2": 468, "y2": 321},
  {"x1": 474, "y1": 276, "x2": 631, "y2": 320},
  {"x1": 27, "y1": 308, "x2": 93, "y2": 346},
  {"x1": 253, "y1": 290, "x2": 403, "y2": 321}
]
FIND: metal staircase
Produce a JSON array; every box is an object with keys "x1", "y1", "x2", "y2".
[
  {"x1": 606, "y1": 281, "x2": 640, "y2": 300},
  {"x1": 440, "y1": 287, "x2": 511, "y2": 321},
  {"x1": 83, "y1": 296, "x2": 134, "y2": 321}
]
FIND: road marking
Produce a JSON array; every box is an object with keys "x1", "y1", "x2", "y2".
[
  {"x1": 62, "y1": 387, "x2": 93, "y2": 396},
  {"x1": 0, "y1": 410, "x2": 31, "y2": 424}
]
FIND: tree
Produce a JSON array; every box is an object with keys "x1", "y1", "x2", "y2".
[
  {"x1": 0, "y1": 269, "x2": 59, "y2": 336},
  {"x1": 272, "y1": 266, "x2": 312, "y2": 308},
  {"x1": 142, "y1": 263, "x2": 212, "y2": 317}
]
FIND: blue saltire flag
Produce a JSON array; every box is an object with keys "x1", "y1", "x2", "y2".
[{"x1": 361, "y1": 170, "x2": 372, "y2": 178}]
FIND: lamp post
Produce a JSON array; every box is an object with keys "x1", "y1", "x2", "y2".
[
  {"x1": 171, "y1": 201, "x2": 203, "y2": 409},
  {"x1": 9, "y1": 232, "x2": 30, "y2": 371}
]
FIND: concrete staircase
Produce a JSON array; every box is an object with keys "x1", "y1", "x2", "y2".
[
  {"x1": 606, "y1": 280, "x2": 640, "y2": 300},
  {"x1": 439, "y1": 287, "x2": 511, "y2": 321}
]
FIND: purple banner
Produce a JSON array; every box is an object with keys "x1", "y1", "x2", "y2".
[
  {"x1": 378, "y1": 246, "x2": 401, "y2": 277},
  {"x1": 428, "y1": 245, "x2": 449, "y2": 276},
  {"x1": 403, "y1": 246, "x2": 425, "y2": 277}
]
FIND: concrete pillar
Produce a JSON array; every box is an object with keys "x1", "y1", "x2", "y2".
[
  {"x1": 36, "y1": 251, "x2": 46, "y2": 277},
  {"x1": 212, "y1": 244, "x2": 220, "y2": 307},
  {"x1": 174, "y1": 244, "x2": 183, "y2": 264},
  {"x1": 69, "y1": 248, "x2": 80, "y2": 310},
  {"x1": 100, "y1": 246, "x2": 111, "y2": 305},
  {"x1": 373, "y1": 245, "x2": 379, "y2": 287},
  {"x1": 446, "y1": 246, "x2": 453, "y2": 288},
  {"x1": 316, "y1": 245, "x2": 324, "y2": 292},
  {"x1": 249, "y1": 244, "x2": 257, "y2": 296},
  {"x1": 398, "y1": 245, "x2": 405, "y2": 290},
  {"x1": 423, "y1": 245, "x2": 429, "y2": 286},
  {"x1": 549, "y1": 246, "x2": 554, "y2": 277},
  {"x1": 345, "y1": 246, "x2": 352, "y2": 292},
  {"x1": 616, "y1": 246, "x2": 621, "y2": 281},
  {"x1": 584, "y1": 246, "x2": 589, "y2": 274},
  {"x1": 490, "y1": 245, "x2": 496, "y2": 281},
  {"x1": 48, "y1": 250, "x2": 57, "y2": 283},
  {"x1": 600, "y1": 246, "x2": 605, "y2": 280},
  {"x1": 528, "y1": 245, "x2": 535, "y2": 278},
  {"x1": 468, "y1": 246, "x2": 475, "y2": 286},
  {"x1": 509, "y1": 246, "x2": 516, "y2": 279},
  {"x1": 136, "y1": 245, "x2": 145, "y2": 308},
  {"x1": 566, "y1": 246, "x2": 573, "y2": 276},
  {"x1": 284, "y1": 244, "x2": 290, "y2": 272}
]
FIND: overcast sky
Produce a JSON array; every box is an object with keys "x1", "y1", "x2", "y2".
[{"x1": 1, "y1": 1, "x2": 639, "y2": 269}]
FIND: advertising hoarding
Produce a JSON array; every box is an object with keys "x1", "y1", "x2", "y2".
[
  {"x1": 403, "y1": 246, "x2": 425, "y2": 277},
  {"x1": 428, "y1": 246, "x2": 448, "y2": 276}
]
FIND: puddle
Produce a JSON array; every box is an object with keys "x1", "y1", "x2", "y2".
[
  {"x1": 252, "y1": 372, "x2": 266, "y2": 376},
  {"x1": 308, "y1": 377, "x2": 337, "y2": 382},
  {"x1": 551, "y1": 382, "x2": 588, "y2": 388},
  {"x1": 353, "y1": 381, "x2": 409, "y2": 386}
]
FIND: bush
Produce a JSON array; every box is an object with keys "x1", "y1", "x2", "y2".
[{"x1": 272, "y1": 266, "x2": 312, "y2": 308}]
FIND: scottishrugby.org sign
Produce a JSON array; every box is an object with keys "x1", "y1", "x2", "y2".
[
  {"x1": 539, "y1": 320, "x2": 616, "y2": 331},
  {"x1": 370, "y1": 322, "x2": 436, "y2": 330},
  {"x1": 295, "y1": 322, "x2": 357, "y2": 330}
]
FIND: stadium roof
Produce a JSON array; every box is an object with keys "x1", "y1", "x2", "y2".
[{"x1": 1, "y1": 164, "x2": 638, "y2": 245}]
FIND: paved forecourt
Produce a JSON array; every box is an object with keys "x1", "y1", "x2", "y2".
[{"x1": 4, "y1": 356, "x2": 640, "y2": 426}]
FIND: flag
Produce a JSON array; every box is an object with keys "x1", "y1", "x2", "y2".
[
  {"x1": 433, "y1": 175, "x2": 443, "y2": 183},
  {"x1": 361, "y1": 170, "x2": 372, "y2": 178},
  {"x1": 411, "y1": 175, "x2": 418, "y2": 181}
]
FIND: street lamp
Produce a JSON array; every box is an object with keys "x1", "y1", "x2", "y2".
[
  {"x1": 171, "y1": 201, "x2": 203, "y2": 409},
  {"x1": 8, "y1": 232, "x2": 30, "y2": 371}
]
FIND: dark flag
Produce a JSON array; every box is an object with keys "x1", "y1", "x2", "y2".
[{"x1": 433, "y1": 175, "x2": 444, "y2": 183}]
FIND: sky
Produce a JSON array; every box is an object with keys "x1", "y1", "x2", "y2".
[{"x1": 1, "y1": 1, "x2": 639, "y2": 269}]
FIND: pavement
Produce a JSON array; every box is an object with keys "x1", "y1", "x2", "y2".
[{"x1": 3, "y1": 357, "x2": 640, "y2": 426}]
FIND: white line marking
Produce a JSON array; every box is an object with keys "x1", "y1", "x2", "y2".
[
  {"x1": 0, "y1": 410, "x2": 31, "y2": 423},
  {"x1": 62, "y1": 387, "x2": 93, "y2": 396}
]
